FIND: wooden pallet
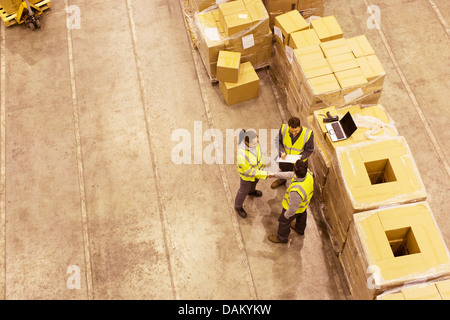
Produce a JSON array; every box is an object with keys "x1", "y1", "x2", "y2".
[{"x1": 0, "y1": 0, "x2": 51, "y2": 27}]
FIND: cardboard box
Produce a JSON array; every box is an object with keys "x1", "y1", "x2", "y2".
[
  {"x1": 335, "y1": 67, "x2": 368, "y2": 104},
  {"x1": 327, "y1": 52, "x2": 358, "y2": 73},
  {"x1": 311, "y1": 16, "x2": 343, "y2": 42},
  {"x1": 356, "y1": 54, "x2": 386, "y2": 94},
  {"x1": 217, "y1": 51, "x2": 242, "y2": 82},
  {"x1": 320, "y1": 38, "x2": 352, "y2": 57},
  {"x1": 274, "y1": 10, "x2": 309, "y2": 45},
  {"x1": 323, "y1": 137, "x2": 428, "y2": 253},
  {"x1": 342, "y1": 202, "x2": 450, "y2": 299},
  {"x1": 289, "y1": 29, "x2": 321, "y2": 49},
  {"x1": 219, "y1": 61, "x2": 260, "y2": 105},
  {"x1": 263, "y1": 0, "x2": 298, "y2": 13},
  {"x1": 195, "y1": 3, "x2": 272, "y2": 81},
  {"x1": 298, "y1": 56, "x2": 333, "y2": 79},
  {"x1": 347, "y1": 35, "x2": 375, "y2": 58}
]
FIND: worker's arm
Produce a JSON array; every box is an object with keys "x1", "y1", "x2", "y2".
[
  {"x1": 284, "y1": 191, "x2": 302, "y2": 219},
  {"x1": 274, "y1": 171, "x2": 295, "y2": 181},
  {"x1": 301, "y1": 131, "x2": 315, "y2": 159}
]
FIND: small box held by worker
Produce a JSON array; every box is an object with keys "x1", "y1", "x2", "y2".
[
  {"x1": 217, "y1": 51, "x2": 242, "y2": 83},
  {"x1": 219, "y1": 61, "x2": 260, "y2": 105}
]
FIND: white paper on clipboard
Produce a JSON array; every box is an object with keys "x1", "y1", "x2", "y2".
[{"x1": 276, "y1": 155, "x2": 302, "y2": 163}]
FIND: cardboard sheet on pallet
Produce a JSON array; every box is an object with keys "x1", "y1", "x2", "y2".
[
  {"x1": 322, "y1": 137, "x2": 427, "y2": 252},
  {"x1": 194, "y1": 0, "x2": 272, "y2": 82},
  {"x1": 340, "y1": 202, "x2": 450, "y2": 300}
]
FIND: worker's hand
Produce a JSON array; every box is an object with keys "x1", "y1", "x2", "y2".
[
  {"x1": 284, "y1": 212, "x2": 290, "y2": 220},
  {"x1": 281, "y1": 152, "x2": 287, "y2": 160},
  {"x1": 267, "y1": 172, "x2": 275, "y2": 178}
]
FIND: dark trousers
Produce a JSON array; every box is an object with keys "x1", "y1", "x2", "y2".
[
  {"x1": 277, "y1": 208, "x2": 307, "y2": 242},
  {"x1": 234, "y1": 178, "x2": 259, "y2": 209}
]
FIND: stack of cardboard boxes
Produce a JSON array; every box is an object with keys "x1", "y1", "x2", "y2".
[
  {"x1": 270, "y1": 13, "x2": 386, "y2": 120},
  {"x1": 217, "y1": 51, "x2": 260, "y2": 105},
  {"x1": 341, "y1": 203, "x2": 450, "y2": 300},
  {"x1": 195, "y1": 0, "x2": 273, "y2": 82},
  {"x1": 263, "y1": 0, "x2": 325, "y2": 28}
]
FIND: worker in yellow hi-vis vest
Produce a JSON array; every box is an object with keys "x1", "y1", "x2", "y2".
[
  {"x1": 271, "y1": 117, "x2": 314, "y2": 189},
  {"x1": 268, "y1": 160, "x2": 314, "y2": 243},
  {"x1": 235, "y1": 129, "x2": 270, "y2": 219}
]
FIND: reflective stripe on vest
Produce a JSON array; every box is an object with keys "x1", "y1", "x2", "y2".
[
  {"x1": 282, "y1": 170, "x2": 314, "y2": 214},
  {"x1": 237, "y1": 144, "x2": 265, "y2": 181},
  {"x1": 281, "y1": 124, "x2": 312, "y2": 156}
]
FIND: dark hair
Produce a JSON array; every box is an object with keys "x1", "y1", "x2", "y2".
[
  {"x1": 288, "y1": 117, "x2": 301, "y2": 128},
  {"x1": 238, "y1": 129, "x2": 257, "y2": 145},
  {"x1": 294, "y1": 159, "x2": 308, "y2": 178}
]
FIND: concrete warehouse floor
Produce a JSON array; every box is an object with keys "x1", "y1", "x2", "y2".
[{"x1": 0, "y1": 0, "x2": 448, "y2": 300}]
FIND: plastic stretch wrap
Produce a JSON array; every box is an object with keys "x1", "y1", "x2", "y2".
[
  {"x1": 194, "y1": 0, "x2": 273, "y2": 82},
  {"x1": 322, "y1": 136, "x2": 428, "y2": 253},
  {"x1": 340, "y1": 202, "x2": 450, "y2": 300},
  {"x1": 376, "y1": 277, "x2": 450, "y2": 300}
]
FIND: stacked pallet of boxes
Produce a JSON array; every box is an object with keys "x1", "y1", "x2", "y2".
[
  {"x1": 322, "y1": 136, "x2": 428, "y2": 253},
  {"x1": 306, "y1": 104, "x2": 398, "y2": 197},
  {"x1": 376, "y1": 278, "x2": 450, "y2": 300},
  {"x1": 195, "y1": 0, "x2": 273, "y2": 82},
  {"x1": 340, "y1": 202, "x2": 450, "y2": 300},
  {"x1": 263, "y1": 0, "x2": 325, "y2": 29},
  {"x1": 270, "y1": 14, "x2": 386, "y2": 121}
]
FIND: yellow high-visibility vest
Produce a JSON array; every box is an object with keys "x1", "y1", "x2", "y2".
[
  {"x1": 236, "y1": 144, "x2": 267, "y2": 182},
  {"x1": 281, "y1": 124, "x2": 312, "y2": 159},
  {"x1": 282, "y1": 170, "x2": 314, "y2": 214}
]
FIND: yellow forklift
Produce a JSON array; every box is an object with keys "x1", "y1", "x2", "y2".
[{"x1": 0, "y1": 0, "x2": 51, "y2": 30}]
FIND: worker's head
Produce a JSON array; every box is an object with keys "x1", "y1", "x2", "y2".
[
  {"x1": 288, "y1": 117, "x2": 301, "y2": 136},
  {"x1": 238, "y1": 129, "x2": 258, "y2": 148},
  {"x1": 293, "y1": 159, "x2": 308, "y2": 178}
]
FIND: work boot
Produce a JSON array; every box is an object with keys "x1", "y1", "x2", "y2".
[
  {"x1": 270, "y1": 179, "x2": 286, "y2": 189},
  {"x1": 248, "y1": 190, "x2": 263, "y2": 197},
  {"x1": 268, "y1": 235, "x2": 287, "y2": 243},
  {"x1": 235, "y1": 207, "x2": 247, "y2": 218},
  {"x1": 290, "y1": 221, "x2": 304, "y2": 235}
]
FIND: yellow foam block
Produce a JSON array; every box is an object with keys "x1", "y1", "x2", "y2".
[
  {"x1": 219, "y1": 61, "x2": 260, "y2": 105},
  {"x1": 311, "y1": 16, "x2": 343, "y2": 42},
  {"x1": 354, "y1": 202, "x2": 450, "y2": 286},
  {"x1": 289, "y1": 29, "x2": 321, "y2": 49},
  {"x1": 336, "y1": 137, "x2": 427, "y2": 208},
  {"x1": 327, "y1": 52, "x2": 358, "y2": 73},
  {"x1": 217, "y1": 51, "x2": 242, "y2": 82},
  {"x1": 436, "y1": 279, "x2": 450, "y2": 300},
  {"x1": 320, "y1": 38, "x2": 352, "y2": 57},
  {"x1": 347, "y1": 35, "x2": 375, "y2": 58}
]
